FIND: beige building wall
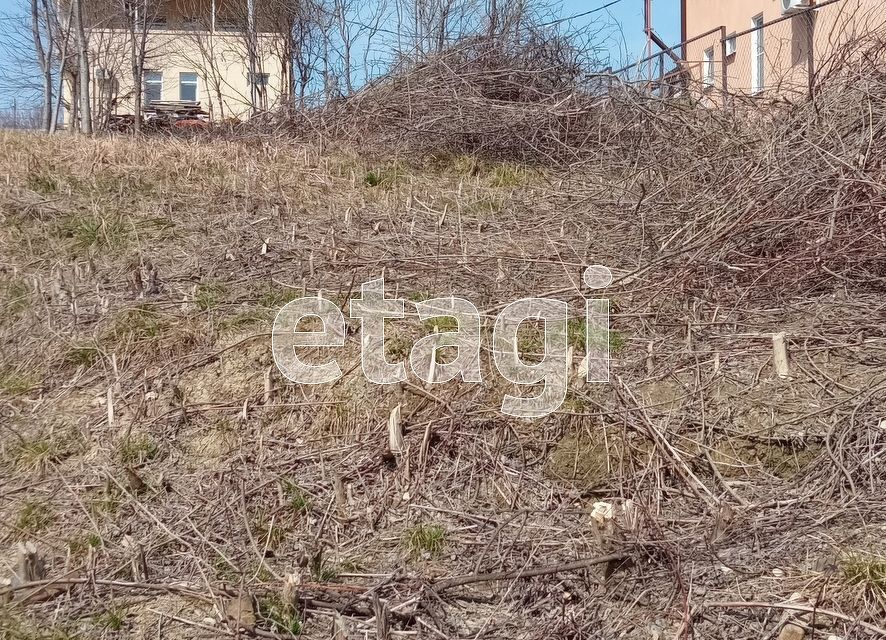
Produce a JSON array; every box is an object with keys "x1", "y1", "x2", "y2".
[
  {"x1": 65, "y1": 0, "x2": 287, "y2": 125},
  {"x1": 683, "y1": 0, "x2": 886, "y2": 98}
]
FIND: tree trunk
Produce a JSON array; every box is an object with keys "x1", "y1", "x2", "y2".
[
  {"x1": 49, "y1": 0, "x2": 73, "y2": 134},
  {"x1": 246, "y1": 0, "x2": 257, "y2": 113},
  {"x1": 72, "y1": 0, "x2": 92, "y2": 134},
  {"x1": 131, "y1": 32, "x2": 141, "y2": 135},
  {"x1": 49, "y1": 67, "x2": 67, "y2": 134},
  {"x1": 487, "y1": 0, "x2": 498, "y2": 37},
  {"x1": 30, "y1": 0, "x2": 52, "y2": 132},
  {"x1": 42, "y1": 71, "x2": 52, "y2": 132},
  {"x1": 68, "y1": 72, "x2": 79, "y2": 134}
]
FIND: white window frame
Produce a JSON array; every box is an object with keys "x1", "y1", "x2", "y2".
[
  {"x1": 751, "y1": 14, "x2": 765, "y2": 94},
  {"x1": 179, "y1": 72, "x2": 198, "y2": 102},
  {"x1": 143, "y1": 70, "x2": 162, "y2": 106},
  {"x1": 725, "y1": 34, "x2": 737, "y2": 57},
  {"x1": 703, "y1": 47, "x2": 715, "y2": 87}
]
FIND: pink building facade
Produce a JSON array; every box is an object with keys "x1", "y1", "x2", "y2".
[{"x1": 681, "y1": 0, "x2": 885, "y2": 98}]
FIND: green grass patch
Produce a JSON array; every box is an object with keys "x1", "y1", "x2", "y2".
[
  {"x1": 252, "y1": 508, "x2": 284, "y2": 549},
  {"x1": 195, "y1": 282, "x2": 227, "y2": 311},
  {"x1": 363, "y1": 164, "x2": 405, "y2": 188},
  {"x1": 68, "y1": 532, "x2": 102, "y2": 559},
  {"x1": 281, "y1": 480, "x2": 312, "y2": 515},
  {"x1": 63, "y1": 344, "x2": 101, "y2": 368},
  {"x1": 58, "y1": 214, "x2": 130, "y2": 250},
  {"x1": 403, "y1": 523, "x2": 446, "y2": 560},
  {"x1": 258, "y1": 287, "x2": 302, "y2": 310},
  {"x1": 841, "y1": 552, "x2": 886, "y2": 595},
  {"x1": 108, "y1": 306, "x2": 168, "y2": 343},
  {"x1": 450, "y1": 154, "x2": 481, "y2": 177},
  {"x1": 385, "y1": 334, "x2": 413, "y2": 361},
  {"x1": 119, "y1": 433, "x2": 159, "y2": 466},
  {"x1": 218, "y1": 309, "x2": 267, "y2": 332},
  {"x1": 489, "y1": 163, "x2": 528, "y2": 187},
  {"x1": 566, "y1": 318, "x2": 586, "y2": 350},
  {"x1": 515, "y1": 322, "x2": 547, "y2": 364},
  {"x1": 11, "y1": 431, "x2": 78, "y2": 472},
  {"x1": 0, "y1": 369, "x2": 40, "y2": 395},
  {"x1": 94, "y1": 605, "x2": 128, "y2": 632},
  {"x1": 89, "y1": 483, "x2": 122, "y2": 520},
  {"x1": 312, "y1": 562, "x2": 339, "y2": 582},
  {"x1": 16, "y1": 500, "x2": 54, "y2": 533},
  {"x1": 424, "y1": 315, "x2": 459, "y2": 333},
  {"x1": 211, "y1": 554, "x2": 241, "y2": 582},
  {"x1": 25, "y1": 170, "x2": 60, "y2": 195},
  {"x1": 407, "y1": 290, "x2": 432, "y2": 302},
  {"x1": 569, "y1": 319, "x2": 626, "y2": 354},
  {"x1": 607, "y1": 330, "x2": 626, "y2": 354},
  {"x1": 258, "y1": 593, "x2": 301, "y2": 635}
]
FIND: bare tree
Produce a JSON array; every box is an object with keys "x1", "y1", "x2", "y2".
[
  {"x1": 331, "y1": 0, "x2": 356, "y2": 93},
  {"x1": 0, "y1": 1, "x2": 61, "y2": 123},
  {"x1": 29, "y1": 0, "x2": 55, "y2": 130},
  {"x1": 122, "y1": 0, "x2": 151, "y2": 134},
  {"x1": 170, "y1": 1, "x2": 229, "y2": 120},
  {"x1": 291, "y1": 0, "x2": 324, "y2": 106},
  {"x1": 49, "y1": 0, "x2": 74, "y2": 133},
  {"x1": 72, "y1": 0, "x2": 92, "y2": 133}
]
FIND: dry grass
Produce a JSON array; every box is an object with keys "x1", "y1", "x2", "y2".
[{"x1": 1, "y1": 48, "x2": 885, "y2": 638}]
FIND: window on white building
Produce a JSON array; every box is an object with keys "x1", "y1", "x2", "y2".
[
  {"x1": 216, "y1": 17, "x2": 240, "y2": 31},
  {"x1": 147, "y1": 14, "x2": 167, "y2": 29},
  {"x1": 248, "y1": 72, "x2": 270, "y2": 87},
  {"x1": 751, "y1": 14, "x2": 765, "y2": 93},
  {"x1": 143, "y1": 70, "x2": 162, "y2": 105},
  {"x1": 249, "y1": 72, "x2": 270, "y2": 110},
  {"x1": 180, "y1": 72, "x2": 198, "y2": 102}
]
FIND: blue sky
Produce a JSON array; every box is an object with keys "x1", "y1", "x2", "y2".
[
  {"x1": 562, "y1": 0, "x2": 681, "y2": 66},
  {"x1": 0, "y1": 0, "x2": 682, "y2": 107}
]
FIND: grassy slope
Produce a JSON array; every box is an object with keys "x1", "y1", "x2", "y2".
[{"x1": 0, "y1": 131, "x2": 884, "y2": 639}]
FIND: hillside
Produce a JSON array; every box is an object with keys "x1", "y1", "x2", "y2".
[{"x1": 0, "y1": 89, "x2": 885, "y2": 640}]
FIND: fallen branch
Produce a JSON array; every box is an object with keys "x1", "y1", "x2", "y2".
[{"x1": 434, "y1": 553, "x2": 627, "y2": 592}]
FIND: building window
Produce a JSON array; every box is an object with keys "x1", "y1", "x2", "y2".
[
  {"x1": 249, "y1": 72, "x2": 270, "y2": 110},
  {"x1": 751, "y1": 14, "x2": 765, "y2": 93},
  {"x1": 703, "y1": 48, "x2": 714, "y2": 87},
  {"x1": 216, "y1": 17, "x2": 240, "y2": 31},
  {"x1": 725, "y1": 34, "x2": 737, "y2": 57},
  {"x1": 147, "y1": 14, "x2": 167, "y2": 30},
  {"x1": 143, "y1": 70, "x2": 162, "y2": 105},
  {"x1": 248, "y1": 72, "x2": 270, "y2": 87},
  {"x1": 179, "y1": 72, "x2": 198, "y2": 102},
  {"x1": 182, "y1": 16, "x2": 200, "y2": 29}
]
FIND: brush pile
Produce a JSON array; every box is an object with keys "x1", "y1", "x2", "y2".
[
  {"x1": 595, "y1": 57, "x2": 886, "y2": 304},
  {"x1": 321, "y1": 35, "x2": 608, "y2": 162},
  {"x1": 320, "y1": 32, "x2": 886, "y2": 303}
]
